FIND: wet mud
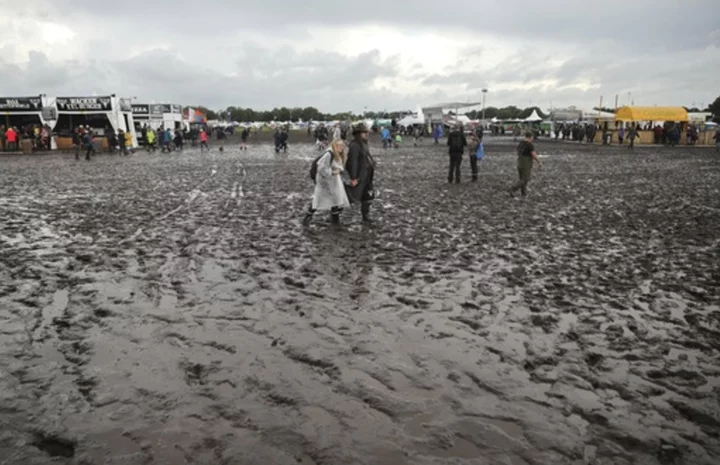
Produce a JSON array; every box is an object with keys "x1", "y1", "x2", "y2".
[{"x1": 1, "y1": 139, "x2": 719, "y2": 465}]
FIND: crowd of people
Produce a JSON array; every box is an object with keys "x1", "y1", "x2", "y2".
[
  {"x1": 1, "y1": 124, "x2": 52, "y2": 152},
  {"x1": 302, "y1": 121, "x2": 549, "y2": 227}
]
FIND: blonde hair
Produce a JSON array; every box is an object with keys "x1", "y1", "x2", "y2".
[{"x1": 330, "y1": 138, "x2": 347, "y2": 164}]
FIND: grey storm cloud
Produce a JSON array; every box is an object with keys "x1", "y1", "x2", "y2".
[{"x1": 2, "y1": 0, "x2": 719, "y2": 112}]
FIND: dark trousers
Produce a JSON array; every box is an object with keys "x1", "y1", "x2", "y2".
[
  {"x1": 468, "y1": 154, "x2": 478, "y2": 180},
  {"x1": 511, "y1": 156, "x2": 533, "y2": 196},
  {"x1": 448, "y1": 153, "x2": 462, "y2": 183},
  {"x1": 74, "y1": 143, "x2": 80, "y2": 159},
  {"x1": 200, "y1": 141, "x2": 209, "y2": 151}
]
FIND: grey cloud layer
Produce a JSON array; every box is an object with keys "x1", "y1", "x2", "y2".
[
  {"x1": 2, "y1": 0, "x2": 719, "y2": 111},
  {"x1": 0, "y1": 45, "x2": 423, "y2": 111}
]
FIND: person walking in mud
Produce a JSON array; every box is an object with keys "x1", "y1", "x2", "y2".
[
  {"x1": 628, "y1": 124, "x2": 639, "y2": 151},
  {"x1": 174, "y1": 128, "x2": 184, "y2": 151},
  {"x1": 240, "y1": 127, "x2": 250, "y2": 150},
  {"x1": 199, "y1": 129, "x2": 209, "y2": 152},
  {"x1": 447, "y1": 124, "x2": 467, "y2": 184},
  {"x1": 82, "y1": 128, "x2": 95, "y2": 161},
  {"x1": 146, "y1": 128, "x2": 157, "y2": 152},
  {"x1": 346, "y1": 122, "x2": 376, "y2": 223},
  {"x1": 467, "y1": 131, "x2": 480, "y2": 182},
  {"x1": 413, "y1": 125, "x2": 422, "y2": 147},
  {"x1": 302, "y1": 138, "x2": 351, "y2": 227},
  {"x1": 72, "y1": 126, "x2": 82, "y2": 160},
  {"x1": 714, "y1": 128, "x2": 720, "y2": 153},
  {"x1": 432, "y1": 123, "x2": 442, "y2": 145},
  {"x1": 124, "y1": 129, "x2": 133, "y2": 155},
  {"x1": 118, "y1": 128, "x2": 126, "y2": 155},
  {"x1": 509, "y1": 131, "x2": 542, "y2": 198}
]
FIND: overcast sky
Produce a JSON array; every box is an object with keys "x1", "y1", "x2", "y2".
[{"x1": 1, "y1": 0, "x2": 718, "y2": 113}]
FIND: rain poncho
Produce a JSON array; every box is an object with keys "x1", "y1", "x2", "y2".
[
  {"x1": 381, "y1": 127, "x2": 390, "y2": 141},
  {"x1": 312, "y1": 150, "x2": 350, "y2": 211},
  {"x1": 476, "y1": 142, "x2": 485, "y2": 159}
]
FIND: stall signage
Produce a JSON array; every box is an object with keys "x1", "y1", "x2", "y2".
[
  {"x1": 161, "y1": 104, "x2": 172, "y2": 113},
  {"x1": 56, "y1": 97, "x2": 112, "y2": 112},
  {"x1": 171, "y1": 104, "x2": 182, "y2": 114},
  {"x1": 0, "y1": 96, "x2": 43, "y2": 112},
  {"x1": 150, "y1": 104, "x2": 164, "y2": 116},
  {"x1": 132, "y1": 104, "x2": 149, "y2": 115}
]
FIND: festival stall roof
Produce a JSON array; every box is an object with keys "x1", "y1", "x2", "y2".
[
  {"x1": 582, "y1": 109, "x2": 615, "y2": 121},
  {"x1": 0, "y1": 95, "x2": 49, "y2": 126},
  {"x1": 549, "y1": 108, "x2": 583, "y2": 122},
  {"x1": 524, "y1": 110, "x2": 542, "y2": 122},
  {"x1": 615, "y1": 106, "x2": 688, "y2": 122},
  {"x1": 688, "y1": 112, "x2": 712, "y2": 123}
]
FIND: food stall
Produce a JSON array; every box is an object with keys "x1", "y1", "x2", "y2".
[
  {"x1": 613, "y1": 106, "x2": 688, "y2": 145},
  {"x1": 53, "y1": 96, "x2": 138, "y2": 151},
  {"x1": 0, "y1": 96, "x2": 58, "y2": 152},
  {"x1": 1, "y1": 95, "x2": 46, "y2": 129}
]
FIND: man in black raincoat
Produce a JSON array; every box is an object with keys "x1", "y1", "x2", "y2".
[{"x1": 345, "y1": 122, "x2": 376, "y2": 223}]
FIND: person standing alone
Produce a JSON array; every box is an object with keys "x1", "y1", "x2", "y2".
[
  {"x1": 446, "y1": 125, "x2": 467, "y2": 184},
  {"x1": 199, "y1": 129, "x2": 209, "y2": 152},
  {"x1": 509, "y1": 132, "x2": 542, "y2": 197},
  {"x1": 346, "y1": 123, "x2": 376, "y2": 223}
]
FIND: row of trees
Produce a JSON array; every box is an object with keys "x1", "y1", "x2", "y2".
[
  {"x1": 195, "y1": 105, "x2": 550, "y2": 122},
  {"x1": 193, "y1": 95, "x2": 720, "y2": 123}
]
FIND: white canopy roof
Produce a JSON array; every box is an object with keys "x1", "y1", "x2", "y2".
[
  {"x1": 398, "y1": 106, "x2": 426, "y2": 126},
  {"x1": 524, "y1": 110, "x2": 542, "y2": 122}
]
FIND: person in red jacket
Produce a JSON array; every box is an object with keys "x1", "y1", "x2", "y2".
[
  {"x1": 5, "y1": 126, "x2": 18, "y2": 151},
  {"x1": 199, "y1": 129, "x2": 209, "y2": 152}
]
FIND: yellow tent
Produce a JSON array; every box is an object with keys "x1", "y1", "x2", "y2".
[{"x1": 615, "y1": 106, "x2": 688, "y2": 122}]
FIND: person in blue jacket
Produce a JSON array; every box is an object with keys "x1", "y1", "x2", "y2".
[
  {"x1": 380, "y1": 126, "x2": 391, "y2": 149},
  {"x1": 433, "y1": 124, "x2": 443, "y2": 144}
]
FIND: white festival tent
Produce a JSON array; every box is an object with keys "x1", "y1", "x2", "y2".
[
  {"x1": 524, "y1": 110, "x2": 543, "y2": 122},
  {"x1": 397, "y1": 106, "x2": 427, "y2": 127}
]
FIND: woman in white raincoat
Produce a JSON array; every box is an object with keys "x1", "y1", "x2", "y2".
[{"x1": 303, "y1": 139, "x2": 351, "y2": 226}]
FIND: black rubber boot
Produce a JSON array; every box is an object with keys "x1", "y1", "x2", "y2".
[{"x1": 361, "y1": 202, "x2": 372, "y2": 223}]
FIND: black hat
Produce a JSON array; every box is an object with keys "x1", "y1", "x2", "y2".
[{"x1": 353, "y1": 122, "x2": 370, "y2": 134}]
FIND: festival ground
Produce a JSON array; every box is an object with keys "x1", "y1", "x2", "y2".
[{"x1": 1, "y1": 140, "x2": 718, "y2": 465}]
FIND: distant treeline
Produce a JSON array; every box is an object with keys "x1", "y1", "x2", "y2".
[
  {"x1": 192, "y1": 98, "x2": 718, "y2": 123},
  {"x1": 194, "y1": 105, "x2": 550, "y2": 122}
]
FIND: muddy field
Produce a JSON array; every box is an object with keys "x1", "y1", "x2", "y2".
[{"x1": 1, "y1": 139, "x2": 719, "y2": 465}]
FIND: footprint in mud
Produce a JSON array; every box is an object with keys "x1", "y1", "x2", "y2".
[
  {"x1": 180, "y1": 360, "x2": 219, "y2": 386},
  {"x1": 31, "y1": 432, "x2": 77, "y2": 458}
]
